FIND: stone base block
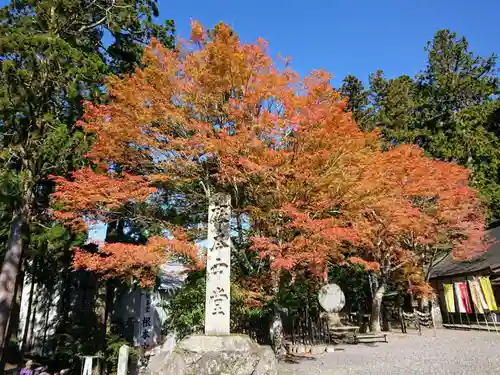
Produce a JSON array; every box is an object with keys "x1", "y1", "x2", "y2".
[
  {"x1": 146, "y1": 334, "x2": 277, "y2": 375},
  {"x1": 326, "y1": 345, "x2": 335, "y2": 353}
]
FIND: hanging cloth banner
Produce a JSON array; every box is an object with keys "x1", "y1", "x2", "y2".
[
  {"x1": 459, "y1": 282, "x2": 473, "y2": 313},
  {"x1": 455, "y1": 282, "x2": 472, "y2": 313},
  {"x1": 473, "y1": 277, "x2": 489, "y2": 312},
  {"x1": 443, "y1": 284, "x2": 456, "y2": 313},
  {"x1": 454, "y1": 283, "x2": 466, "y2": 313},
  {"x1": 479, "y1": 277, "x2": 498, "y2": 311},
  {"x1": 468, "y1": 278, "x2": 485, "y2": 314}
]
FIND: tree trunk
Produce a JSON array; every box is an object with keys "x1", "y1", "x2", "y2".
[
  {"x1": 21, "y1": 258, "x2": 37, "y2": 354},
  {"x1": 235, "y1": 213, "x2": 253, "y2": 272},
  {"x1": 96, "y1": 280, "x2": 107, "y2": 349},
  {"x1": 53, "y1": 258, "x2": 72, "y2": 358},
  {"x1": 103, "y1": 279, "x2": 115, "y2": 353},
  {"x1": 370, "y1": 282, "x2": 386, "y2": 333},
  {"x1": 41, "y1": 281, "x2": 54, "y2": 357},
  {"x1": 3, "y1": 258, "x2": 24, "y2": 344},
  {"x1": 269, "y1": 310, "x2": 285, "y2": 356},
  {"x1": 430, "y1": 296, "x2": 442, "y2": 326},
  {"x1": 0, "y1": 260, "x2": 25, "y2": 371},
  {"x1": 268, "y1": 270, "x2": 286, "y2": 356},
  {"x1": 419, "y1": 296, "x2": 429, "y2": 312},
  {"x1": 382, "y1": 299, "x2": 391, "y2": 332},
  {"x1": 0, "y1": 209, "x2": 26, "y2": 355},
  {"x1": 368, "y1": 272, "x2": 379, "y2": 299}
]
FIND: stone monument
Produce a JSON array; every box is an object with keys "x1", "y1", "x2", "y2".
[
  {"x1": 204, "y1": 193, "x2": 231, "y2": 335},
  {"x1": 146, "y1": 193, "x2": 277, "y2": 375},
  {"x1": 318, "y1": 283, "x2": 346, "y2": 327}
]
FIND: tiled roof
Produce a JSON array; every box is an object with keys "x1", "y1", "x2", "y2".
[{"x1": 429, "y1": 227, "x2": 500, "y2": 279}]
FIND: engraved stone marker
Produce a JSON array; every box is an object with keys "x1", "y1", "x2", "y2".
[
  {"x1": 318, "y1": 283, "x2": 346, "y2": 327},
  {"x1": 204, "y1": 192, "x2": 231, "y2": 335},
  {"x1": 318, "y1": 284, "x2": 345, "y2": 312},
  {"x1": 139, "y1": 291, "x2": 154, "y2": 347},
  {"x1": 152, "y1": 193, "x2": 280, "y2": 374}
]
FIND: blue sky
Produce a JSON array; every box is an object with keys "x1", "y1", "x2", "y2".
[
  {"x1": 164, "y1": 0, "x2": 500, "y2": 85},
  {"x1": 1, "y1": 0, "x2": 497, "y2": 85}
]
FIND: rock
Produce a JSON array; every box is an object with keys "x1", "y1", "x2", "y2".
[
  {"x1": 146, "y1": 334, "x2": 277, "y2": 375},
  {"x1": 295, "y1": 344, "x2": 306, "y2": 354},
  {"x1": 253, "y1": 346, "x2": 277, "y2": 375},
  {"x1": 162, "y1": 334, "x2": 177, "y2": 353},
  {"x1": 311, "y1": 345, "x2": 326, "y2": 355},
  {"x1": 326, "y1": 345, "x2": 335, "y2": 353},
  {"x1": 144, "y1": 334, "x2": 177, "y2": 373}
]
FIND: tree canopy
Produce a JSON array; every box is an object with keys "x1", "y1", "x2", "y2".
[
  {"x1": 52, "y1": 22, "x2": 487, "y2": 300},
  {"x1": 0, "y1": 3, "x2": 496, "y2": 359}
]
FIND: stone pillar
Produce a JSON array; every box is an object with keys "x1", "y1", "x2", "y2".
[
  {"x1": 204, "y1": 193, "x2": 231, "y2": 336},
  {"x1": 431, "y1": 297, "x2": 443, "y2": 328},
  {"x1": 117, "y1": 345, "x2": 129, "y2": 375},
  {"x1": 139, "y1": 291, "x2": 154, "y2": 347}
]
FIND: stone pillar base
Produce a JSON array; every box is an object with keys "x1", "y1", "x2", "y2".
[
  {"x1": 327, "y1": 312, "x2": 342, "y2": 327},
  {"x1": 146, "y1": 335, "x2": 277, "y2": 375}
]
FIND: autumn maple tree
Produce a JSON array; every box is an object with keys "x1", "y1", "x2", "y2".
[
  {"x1": 52, "y1": 21, "x2": 298, "y2": 286},
  {"x1": 349, "y1": 146, "x2": 486, "y2": 331},
  {"x1": 52, "y1": 21, "x2": 487, "y2": 337},
  {"x1": 244, "y1": 71, "x2": 487, "y2": 331}
]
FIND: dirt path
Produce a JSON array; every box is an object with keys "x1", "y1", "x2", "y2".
[{"x1": 279, "y1": 329, "x2": 500, "y2": 375}]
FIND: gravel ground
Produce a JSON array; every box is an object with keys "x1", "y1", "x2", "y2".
[{"x1": 278, "y1": 329, "x2": 500, "y2": 375}]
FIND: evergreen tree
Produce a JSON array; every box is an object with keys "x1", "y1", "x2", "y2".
[
  {"x1": 414, "y1": 30, "x2": 500, "y2": 220},
  {"x1": 339, "y1": 74, "x2": 368, "y2": 124},
  {"x1": 360, "y1": 30, "x2": 500, "y2": 221},
  {"x1": 364, "y1": 71, "x2": 417, "y2": 141},
  {"x1": 0, "y1": 0, "x2": 175, "y2": 355}
]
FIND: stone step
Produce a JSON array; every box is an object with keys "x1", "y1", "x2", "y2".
[{"x1": 354, "y1": 333, "x2": 388, "y2": 343}]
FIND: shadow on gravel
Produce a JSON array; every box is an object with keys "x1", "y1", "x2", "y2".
[
  {"x1": 283, "y1": 355, "x2": 318, "y2": 364},
  {"x1": 282, "y1": 348, "x2": 346, "y2": 364}
]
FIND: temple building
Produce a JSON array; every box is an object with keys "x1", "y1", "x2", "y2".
[{"x1": 429, "y1": 226, "x2": 500, "y2": 328}]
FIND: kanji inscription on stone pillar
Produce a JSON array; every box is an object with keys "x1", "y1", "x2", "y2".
[{"x1": 204, "y1": 192, "x2": 231, "y2": 335}]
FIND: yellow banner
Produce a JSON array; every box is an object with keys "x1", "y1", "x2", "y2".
[
  {"x1": 479, "y1": 277, "x2": 498, "y2": 311},
  {"x1": 468, "y1": 279, "x2": 484, "y2": 314},
  {"x1": 443, "y1": 284, "x2": 455, "y2": 313},
  {"x1": 473, "y1": 277, "x2": 489, "y2": 311}
]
